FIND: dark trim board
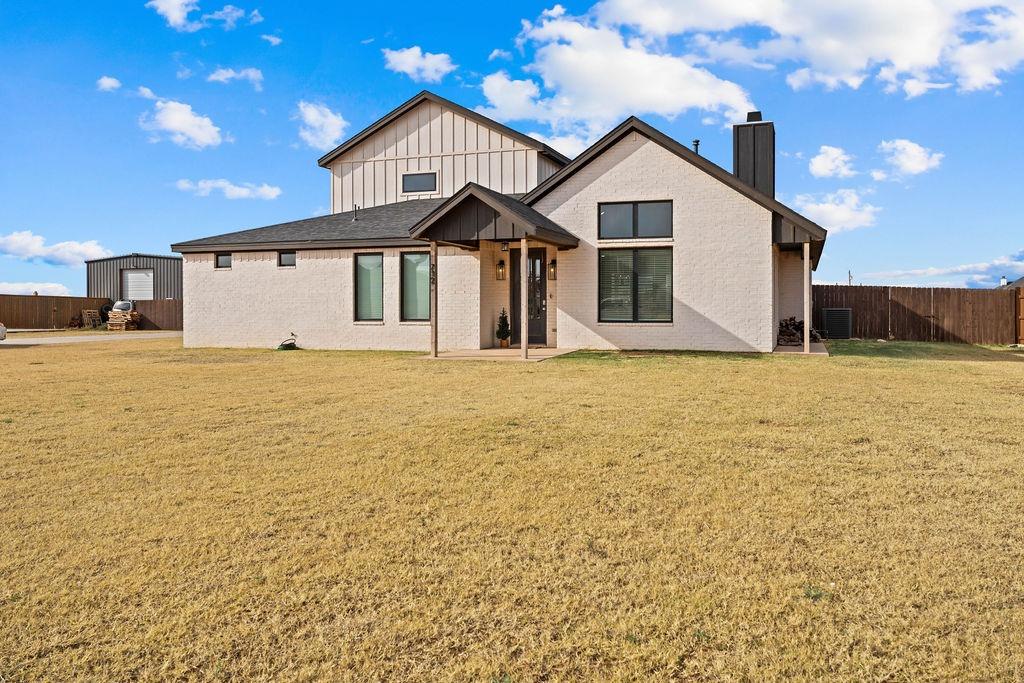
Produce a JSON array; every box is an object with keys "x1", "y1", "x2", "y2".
[
  {"x1": 317, "y1": 90, "x2": 571, "y2": 168},
  {"x1": 174, "y1": 238, "x2": 426, "y2": 253}
]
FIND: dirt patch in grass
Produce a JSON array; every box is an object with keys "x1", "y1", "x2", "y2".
[{"x1": 2, "y1": 339, "x2": 1023, "y2": 680}]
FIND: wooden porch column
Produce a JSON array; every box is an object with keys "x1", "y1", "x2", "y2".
[
  {"x1": 803, "y1": 241, "x2": 811, "y2": 354},
  {"x1": 429, "y1": 240, "x2": 438, "y2": 358},
  {"x1": 520, "y1": 237, "x2": 529, "y2": 359}
]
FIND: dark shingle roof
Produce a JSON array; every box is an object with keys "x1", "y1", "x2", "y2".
[{"x1": 171, "y1": 199, "x2": 447, "y2": 252}]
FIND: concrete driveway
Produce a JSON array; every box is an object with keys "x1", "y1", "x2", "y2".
[{"x1": 0, "y1": 331, "x2": 182, "y2": 346}]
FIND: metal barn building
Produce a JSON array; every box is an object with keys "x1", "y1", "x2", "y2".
[{"x1": 86, "y1": 253, "x2": 183, "y2": 301}]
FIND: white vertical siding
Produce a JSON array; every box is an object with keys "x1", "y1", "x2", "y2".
[{"x1": 330, "y1": 101, "x2": 561, "y2": 212}]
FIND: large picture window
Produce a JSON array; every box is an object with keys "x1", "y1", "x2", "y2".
[
  {"x1": 400, "y1": 252, "x2": 430, "y2": 321},
  {"x1": 598, "y1": 201, "x2": 672, "y2": 239},
  {"x1": 598, "y1": 248, "x2": 672, "y2": 322},
  {"x1": 354, "y1": 253, "x2": 384, "y2": 321}
]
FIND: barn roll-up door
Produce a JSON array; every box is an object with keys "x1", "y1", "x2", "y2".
[{"x1": 121, "y1": 269, "x2": 154, "y2": 300}]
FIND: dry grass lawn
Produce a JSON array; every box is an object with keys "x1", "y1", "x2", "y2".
[{"x1": 2, "y1": 339, "x2": 1024, "y2": 680}]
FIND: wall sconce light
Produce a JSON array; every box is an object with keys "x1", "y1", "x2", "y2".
[
  {"x1": 500, "y1": 241, "x2": 509, "y2": 252},
  {"x1": 547, "y1": 258, "x2": 557, "y2": 280},
  {"x1": 496, "y1": 259, "x2": 506, "y2": 280}
]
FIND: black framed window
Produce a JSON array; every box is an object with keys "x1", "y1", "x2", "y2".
[
  {"x1": 354, "y1": 253, "x2": 384, "y2": 321},
  {"x1": 400, "y1": 252, "x2": 430, "y2": 321},
  {"x1": 598, "y1": 201, "x2": 672, "y2": 239},
  {"x1": 215, "y1": 253, "x2": 232, "y2": 269},
  {"x1": 278, "y1": 251, "x2": 296, "y2": 267},
  {"x1": 402, "y1": 172, "x2": 437, "y2": 193},
  {"x1": 598, "y1": 248, "x2": 672, "y2": 322}
]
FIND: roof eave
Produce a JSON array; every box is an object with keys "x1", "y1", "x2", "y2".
[
  {"x1": 316, "y1": 90, "x2": 571, "y2": 169},
  {"x1": 171, "y1": 237, "x2": 424, "y2": 254},
  {"x1": 521, "y1": 116, "x2": 828, "y2": 244}
]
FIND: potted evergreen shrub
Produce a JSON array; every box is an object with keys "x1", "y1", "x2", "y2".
[{"x1": 496, "y1": 308, "x2": 511, "y2": 348}]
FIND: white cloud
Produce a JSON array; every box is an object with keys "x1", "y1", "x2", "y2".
[
  {"x1": 870, "y1": 169, "x2": 889, "y2": 181},
  {"x1": 793, "y1": 189, "x2": 880, "y2": 232},
  {"x1": 809, "y1": 145, "x2": 856, "y2": 178},
  {"x1": 902, "y1": 77, "x2": 952, "y2": 98},
  {"x1": 867, "y1": 249, "x2": 1024, "y2": 286},
  {"x1": 176, "y1": 178, "x2": 281, "y2": 200},
  {"x1": 146, "y1": 1, "x2": 256, "y2": 32},
  {"x1": 203, "y1": 5, "x2": 245, "y2": 29},
  {"x1": 0, "y1": 282, "x2": 73, "y2": 296},
  {"x1": 879, "y1": 139, "x2": 944, "y2": 175},
  {"x1": 207, "y1": 67, "x2": 264, "y2": 91},
  {"x1": 295, "y1": 101, "x2": 348, "y2": 151},
  {"x1": 382, "y1": 46, "x2": 457, "y2": 83},
  {"x1": 594, "y1": 0, "x2": 1024, "y2": 96},
  {"x1": 145, "y1": 0, "x2": 203, "y2": 32},
  {"x1": 0, "y1": 230, "x2": 112, "y2": 267},
  {"x1": 488, "y1": 48, "x2": 513, "y2": 61},
  {"x1": 477, "y1": 9, "x2": 755, "y2": 148},
  {"x1": 96, "y1": 76, "x2": 122, "y2": 92},
  {"x1": 139, "y1": 95, "x2": 224, "y2": 149},
  {"x1": 261, "y1": 34, "x2": 282, "y2": 46},
  {"x1": 137, "y1": 85, "x2": 158, "y2": 100}
]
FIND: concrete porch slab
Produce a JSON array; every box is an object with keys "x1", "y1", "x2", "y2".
[
  {"x1": 420, "y1": 347, "x2": 578, "y2": 362},
  {"x1": 773, "y1": 342, "x2": 830, "y2": 356}
]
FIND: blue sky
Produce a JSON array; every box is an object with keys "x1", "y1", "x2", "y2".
[{"x1": 1, "y1": 0, "x2": 1022, "y2": 295}]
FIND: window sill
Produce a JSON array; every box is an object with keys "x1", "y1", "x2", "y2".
[
  {"x1": 353, "y1": 320, "x2": 385, "y2": 326},
  {"x1": 597, "y1": 321, "x2": 674, "y2": 327},
  {"x1": 277, "y1": 265, "x2": 296, "y2": 269},
  {"x1": 399, "y1": 320, "x2": 430, "y2": 326}
]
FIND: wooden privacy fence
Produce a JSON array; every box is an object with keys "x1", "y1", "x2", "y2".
[
  {"x1": 813, "y1": 285, "x2": 1020, "y2": 345},
  {"x1": 0, "y1": 294, "x2": 110, "y2": 329},
  {"x1": 134, "y1": 299, "x2": 183, "y2": 330}
]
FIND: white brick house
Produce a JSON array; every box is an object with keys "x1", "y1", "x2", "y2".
[{"x1": 172, "y1": 91, "x2": 826, "y2": 356}]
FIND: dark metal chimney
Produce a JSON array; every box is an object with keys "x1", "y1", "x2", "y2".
[{"x1": 733, "y1": 111, "x2": 775, "y2": 197}]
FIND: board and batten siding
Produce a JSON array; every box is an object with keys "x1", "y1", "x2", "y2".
[{"x1": 330, "y1": 100, "x2": 561, "y2": 213}]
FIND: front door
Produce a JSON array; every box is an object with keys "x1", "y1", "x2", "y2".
[{"x1": 510, "y1": 248, "x2": 547, "y2": 346}]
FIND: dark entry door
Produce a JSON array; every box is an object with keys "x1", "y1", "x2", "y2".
[{"x1": 510, "y1": 248, "x2": 547, "y2": 345}]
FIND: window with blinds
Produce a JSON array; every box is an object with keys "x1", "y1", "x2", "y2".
[
  {"x1": 400, "y1": 252, "x2": 430, "y2": 321},
  {"x1": 355, "y1": 253, "x2": 384, "y2": 321},
  {"x1": 598, "y1": 248, "x2": 672, "y2": 322}
]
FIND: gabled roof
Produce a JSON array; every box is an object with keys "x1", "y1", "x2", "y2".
[
  {"x1": 999, "y1": 275, "x2": 1024, "y2": 289},
  {"x1": 409, "y1": 182, "x2": 579, "y2": 248},
  {"x1": 317, "y1": 90, "x2": 572, "y2": 168},
  {"x1": 171, "y1": 199, "x2": 447, "y2": 253},
  {"x1": 521, "y1": 116, "x2": 828, "y2": 245}
]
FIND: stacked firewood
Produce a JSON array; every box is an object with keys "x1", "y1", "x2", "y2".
[
  {"x1": 777, "y1": 317, "x2": 821, "y2": 346},
  {"x1": 107, "y1": 310, "x2": 141, "y2": 332}
]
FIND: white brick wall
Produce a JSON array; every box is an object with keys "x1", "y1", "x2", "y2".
[
  {"x1": 533, "y1": 133, "x2": 776, "y2": 352},
  {"x1": 182, "y1": 246, "x2": 479, "y2": 351},
  {"x1": 776, "y1": 249, "x2": 806, "y2": 323}
]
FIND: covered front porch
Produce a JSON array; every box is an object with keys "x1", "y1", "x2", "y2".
[{"x1": 409, "y1": 183, "x2": 578, "y2": 360}]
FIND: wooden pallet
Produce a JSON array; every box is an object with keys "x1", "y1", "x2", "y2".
[{"x1": 107, "y1": 310, "x2": 140, "y2": 332}]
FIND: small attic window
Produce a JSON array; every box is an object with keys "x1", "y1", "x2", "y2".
[{"x1": 402, "y1": 172, "x2": 437, "y2": 194}]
